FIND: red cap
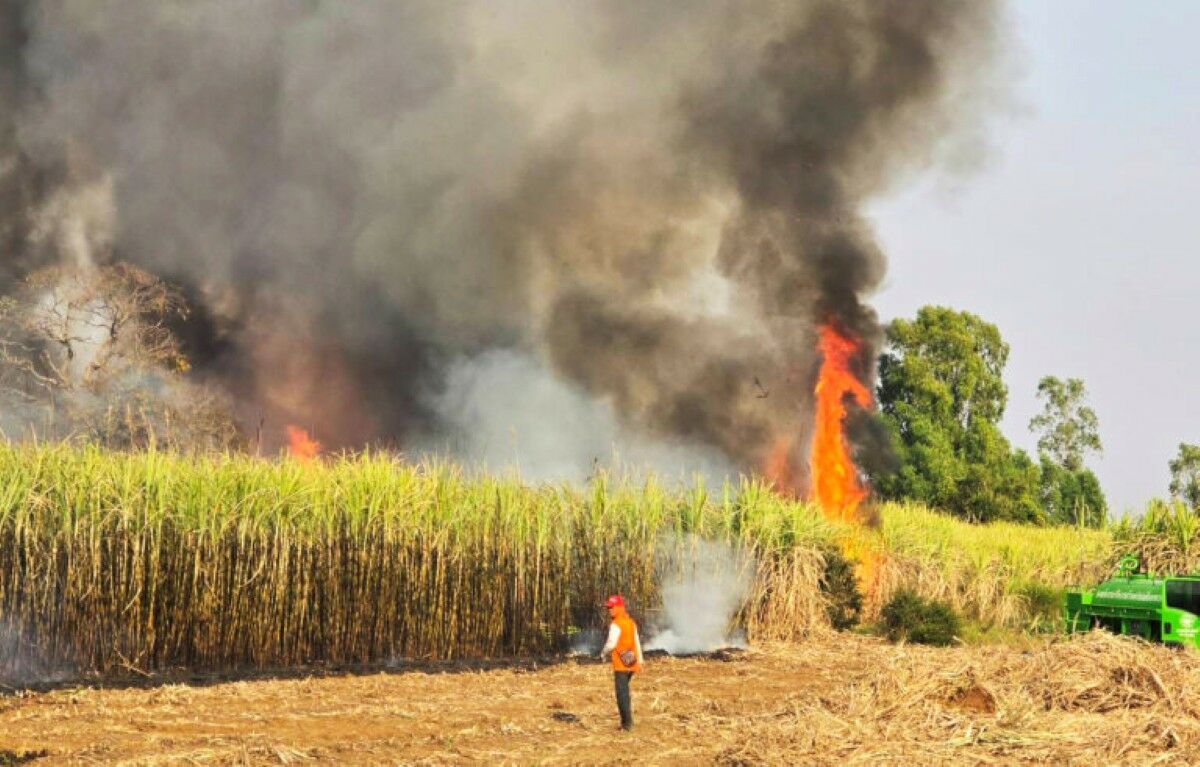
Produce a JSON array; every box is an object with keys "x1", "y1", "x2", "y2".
[{"x1": 605, "y1": 594, "x2": 624, "y2": 609}]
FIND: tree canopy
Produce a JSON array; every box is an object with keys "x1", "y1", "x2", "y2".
[
  {"x1": 1028, "y1": 375, "x2": 1106, "y2": 525},
  {"x1": 1029, "y1": 376, "x2": 1102, "y2": 472},
  {"x1": 873, "y1": 306, "x2": 1108, "y2": 526},
  {"x1": 1169, "y1": 443, "x2": 1200, "y2": 510},
  {"x1": 874, "y1": 306, "x2": 1042, "y2": 524},
  {"x1": 1037, "y1": 455, "x2": 1106, "y2": 527},
  {"x1": 0, "y1": 263, "x2": 238, "y2": 449}
]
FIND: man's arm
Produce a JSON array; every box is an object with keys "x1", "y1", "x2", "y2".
[
  {"x1": 600, "y1": 624, "x2": 621, "y2": 656},
  {"x1": 634, "y1": 627, "x2": 644, "y2": 665}
]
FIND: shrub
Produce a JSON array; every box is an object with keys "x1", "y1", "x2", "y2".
[
  {"x1": 820, "y1": 547, "x2": 863, "y2": 630},
  {"x1": 881, "y1": 589, "x2": 961, "y2": 646},
  {"x1": 1014, "y1": 582, "x2": 1063, "y2": 631}
]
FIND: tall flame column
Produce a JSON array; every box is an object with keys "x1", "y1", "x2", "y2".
[{"x1": 809, "y1": 325, "x2": 871, "y2": 523}]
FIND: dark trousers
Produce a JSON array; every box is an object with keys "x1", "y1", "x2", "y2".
[{"x1": 614, "y1": 671, "x2": 634, "y2": 729}]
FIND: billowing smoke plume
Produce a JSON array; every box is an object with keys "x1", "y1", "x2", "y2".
[{"x1": 0, "y1": 1, "x2": 1000, "y2": 477}]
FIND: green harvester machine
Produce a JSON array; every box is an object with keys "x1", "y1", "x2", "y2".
[{"x1": 1064, "y1": 555, "x2": 1200, "y2": 648}]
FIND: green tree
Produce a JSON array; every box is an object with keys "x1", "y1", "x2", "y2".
[
  {"x1": 874, "y1": 306, "x2": 1042, "y2": 523},
  {"x1": 1169, "y1": 443, "x2": 1200, "y2": 510},
  {"x1": 1029, "y1": 376, "x2": 1102, "y2": 472},
  {"x1": 1038, "y1": 456, "x2": 1106, "y2": 526},
  {"x1": 1028, "y1": 376, "x2": 1106, "y2": 526}
]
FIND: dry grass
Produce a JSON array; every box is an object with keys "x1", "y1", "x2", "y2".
[
  {"x1": 1, "y1": 632, "x2": 1197, "y2": 765},
  {"x1": 717, "y1": 632, "x2": 1200, "y2": 765},
  {"x1": 873, "y1": 503, "x2": 1112, "y2": 628}
]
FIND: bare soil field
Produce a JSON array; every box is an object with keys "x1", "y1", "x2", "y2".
[{"x1": 2, "y1": 633, "x2": 1198, "y2": 766}]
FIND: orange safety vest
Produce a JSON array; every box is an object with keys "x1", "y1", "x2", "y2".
[{"x1": 610, "y1": 609, "x2": 641, "y2": 672}]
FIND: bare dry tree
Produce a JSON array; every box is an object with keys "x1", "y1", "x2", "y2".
[
  {"x1": 18, "y1": 263, "x2": 188, "y2": 388},
  {"x1": 0, "y1": 263, "x2": 240, "y2": 450}
]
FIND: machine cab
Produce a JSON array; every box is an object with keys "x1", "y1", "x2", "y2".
[
  {"x1": 1164, "y1": 577, "x2": 1200, "y2": 642},
  {"x1": 1166, "y1": 579, "x2": 1200, "y2": 614}
]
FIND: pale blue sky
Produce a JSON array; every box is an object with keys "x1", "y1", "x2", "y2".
[{"x1": 870, "y1": 0, "x2": 1200, "y2": 514}]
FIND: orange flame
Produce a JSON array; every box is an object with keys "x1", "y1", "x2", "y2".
[
  {"x1": 841, "y1": 534, "x2": 884, "y2": 599},
  {"x1": 762, "y1": 323, "x2": 884, "y2": 600},
  {"x1": 286, "y1": 425, "x2": 321, "y2": 460},
  {"x1": 809, "y1": 324, "x2": 871, "y2": 523},
  {"x1": 808, "y1": 324, "x2": 883, "y2": 597}
]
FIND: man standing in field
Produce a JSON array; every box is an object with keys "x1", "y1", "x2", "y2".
[{"x1": 600, "y1": 594, "x2": 643, "y2": 731}]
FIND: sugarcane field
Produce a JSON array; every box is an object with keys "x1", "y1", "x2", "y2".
[{"x1": 2, "y1": 2, "x2": 1198, "y2": 766}]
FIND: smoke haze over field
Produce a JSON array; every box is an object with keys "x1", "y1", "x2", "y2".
[{"x1": 0, "y1": 1, "x2": 1002, "y2": 478}]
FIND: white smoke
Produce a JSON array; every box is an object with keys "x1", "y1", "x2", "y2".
[
  {"x1": 647, "y1": 534, "x2": 755, "y2": 654},
  {"x1": 0, "y1": 618, "x2": 72, "y2": 687},
  {"x1": 421, "y1": 349, "x2": 736, "y2": 484},
  {"x1": 29, "y1": 161, "x2": 115, "y2": 271}
]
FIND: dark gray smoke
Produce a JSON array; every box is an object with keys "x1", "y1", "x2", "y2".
[{"x1": 0, "y1": 0, "x2": 1001, "y2": 479}]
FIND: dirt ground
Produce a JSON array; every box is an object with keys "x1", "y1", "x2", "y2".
[{"x1": 2, "y1": 633, "x2": 1198, "y2": 765}]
